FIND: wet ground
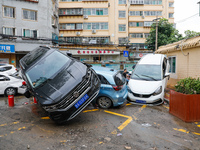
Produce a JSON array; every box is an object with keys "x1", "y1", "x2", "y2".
[{"x1": 0, "y1": 95, "x2": 200, "y2": 150}]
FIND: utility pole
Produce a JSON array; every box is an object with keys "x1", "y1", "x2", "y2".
[
  {"x1": 198, "y1": 1, "x2": 200, "y2": 16},
  {"x1": 153, "y1": 16, "x2": 161, "y2": 51}
]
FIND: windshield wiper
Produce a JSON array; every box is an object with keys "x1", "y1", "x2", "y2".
[
  {"x1": 141, "y1": 74, "x2": 157, "y2": 81},
  {"x1": 133, "y1": 73, "x2": 148, "y2": 81}
]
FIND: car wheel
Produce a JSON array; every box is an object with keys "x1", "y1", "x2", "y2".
[
  {"x1": 5, "y1": 87, "x2": 17, "y2": 96},
  {"x1": 97, "y1": 96, "x2": 112, "y2": 109}
]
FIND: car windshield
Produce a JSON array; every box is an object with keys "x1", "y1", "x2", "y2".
[
  {"x1": 26, "y1": 51, "x2": 70, "y2": 88},
  {"x1": 131, "y1": 64, "x2": 161, "y2": 81}
]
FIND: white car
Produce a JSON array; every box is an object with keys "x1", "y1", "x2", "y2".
[
  {"x1": 0, "y1": 64, "x2": 17, "y2": 75},
  {"x1": 0, "y1": 73, "x2": 26, "y2": 96},
  {"x1": 127, "y1": 54, "x2": 170, "y2": 105}
]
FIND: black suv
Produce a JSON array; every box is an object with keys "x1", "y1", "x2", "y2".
[{"x1": 19, "y1": 46, "x2": 100, "y2": 124}]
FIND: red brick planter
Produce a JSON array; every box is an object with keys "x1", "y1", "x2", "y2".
[{"x1": 169, "y1": 90, "x2": 200, "y2": 122}]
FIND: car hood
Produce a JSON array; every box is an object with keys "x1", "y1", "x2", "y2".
[
  {"x1": 128, "y1": 79, "x2": 162, "y2": 94},
  {"x1": 34, "y1": 61, "x2": 87, "y2": 105}
]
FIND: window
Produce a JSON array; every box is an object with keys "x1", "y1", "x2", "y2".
[
  {"x1": 119, "y1": 24, "x2": 126, "y2": 31},
  {"x1": 60, "y1": 0, "x2": 82, "y2": 1},
  {"x1": 144, "y1": 33, "x2": 150, "y2": 38},
  {"x1": 3, "y1": 6, "x2": 15, "y2": 18},
  {"x1": 144, "y1": 0, "x2": 162, "y2": 5},
  {"x1": 169, "y1": 13, "x2": 174, "y2": 18},
  {"x1": 119, "y1": 11, "x2": 126, "y2": 18},
  {"x1": 129, "y1": 33, "x2": 143, "y2": 38},
  {"x1": 98, "y1": 74, "x2": 110, "y2": 84},
  {"x1": 83, "y1": 8, "x2": 108, "y2": 16},
  {"x1": 129, "y1": 22, "x2": 143, "y2": 27},
  {"x1": 130, "y1": 43, "x2": 145, "y2": 49},
  {"x1": 168, "y1": 56, "x2": 176, "y2": 73},
  {"x1": 129, "y1": 11, "x2": 143, "y2": 16},
  {"x1": 118, "y1": 37, "x2": 127, "y2": 44},
  {"x1": 169, "y1": 2, "x2": 174, "y2": 7},
  {"x1": 59, "y1": 8, "x2": 83, "y2": 15},
  {"x1": 119, "y1": 0, "x2": 126, "y2": 4},
  {"x1": 144, "y1": 11, "x2": 162, "y2": 16},
  {"x1": 83, "y1": 22, "x2": 108, "y2": 30},
  {"x1": 59, "y1": 23, "x2": 83, "y2": 30},
  {"x1": 23, "y1": 29, "x2": 37, "y2": 38},
  {"x1": 144, "y1": 21, "x2": 154, "y2": 27},
  {"x1": 129, "y1": 0, "x2": 144, "y2": 4},
  {"x1": 3, "y1": 27, "x2": 16, "y2": 36},
  {"x1": 23, "y1": 9, "x2": 37, "y2": 21}
]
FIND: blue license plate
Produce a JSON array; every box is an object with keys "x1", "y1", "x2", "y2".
[
  {"x1": 136, "y1": 100, "x2": 146, "y2": 104},
  {"x1": 74, "y1": 94, "x2": 89, "y2": 109}
]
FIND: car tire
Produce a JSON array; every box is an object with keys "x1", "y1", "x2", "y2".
[
  {"x1": 5, "y1": 87, "x2": 17, "y2": 96},
  {"x1": 97, "y1": 96, "x2": 112, "y2": 109}
]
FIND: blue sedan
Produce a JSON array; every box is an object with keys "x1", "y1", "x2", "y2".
[{"x1": 92, "y1": 66, "x2": 128, "y2": 109}]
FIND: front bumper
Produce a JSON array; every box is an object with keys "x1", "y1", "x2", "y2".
[
  {"x1": 46, "y1": 69, "x2": 100, "y2": 124},
  {"x1": 127, "y1": 91, "x2": 164, "y2": 106}
]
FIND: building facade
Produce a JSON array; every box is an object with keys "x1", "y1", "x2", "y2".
[
  {"x1": 0, "y1": 0, "x2": 59, "y2": 68},
  {"x1": 58, "y1": 0, "x2": 174, "y2": 62}
]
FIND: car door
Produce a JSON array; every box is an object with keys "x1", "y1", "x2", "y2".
[
  {"x1": 0, "y1": 75, "x2": 9, "y2": 94},
  {"x1": 162, "y1": 57, "x2": 170, "y2": 88}
]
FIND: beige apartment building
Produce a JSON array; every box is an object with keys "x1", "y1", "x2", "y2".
[{"x1": 58, "y1": 0, "x2": 174, "y2": 63}]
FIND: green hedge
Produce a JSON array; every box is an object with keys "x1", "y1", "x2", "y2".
[{"x1": 175, "y1": 77, "x2": 200, "y2": 94}]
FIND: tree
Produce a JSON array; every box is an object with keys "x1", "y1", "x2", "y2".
[
  {"x1": 145, "y1": 18, "x2": 183, "y2": 51},
  {"x1": 184, "y1": 30, "x2": 200, "y2": 39}
]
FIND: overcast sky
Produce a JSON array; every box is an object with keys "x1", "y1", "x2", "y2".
[{"x1": 174, "y1": 0, "x2": 200, "y2": 35}]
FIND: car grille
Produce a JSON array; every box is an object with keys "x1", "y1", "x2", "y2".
[
  {"x1": 131, "y1": 92, "x2": 151, "y2": 98},
  {"x1": 54, "y1": 70, "x2": 92, "y2": 110}
]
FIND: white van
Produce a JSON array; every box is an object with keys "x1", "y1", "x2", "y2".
[{"x1": 127, "y1": 54, "x2": 170, "y2": 105}]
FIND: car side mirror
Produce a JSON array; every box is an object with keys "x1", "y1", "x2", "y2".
[
  {"x1": 165, "y1": 73, "x2": 170, "y2": 80},
  {"x1": 132, "y1": 64, "x2": 136, "y2": 69}
]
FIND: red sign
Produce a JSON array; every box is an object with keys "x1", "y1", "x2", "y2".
[{"x1": 139, "y1": 53, "x2": 143, "y2": 57}]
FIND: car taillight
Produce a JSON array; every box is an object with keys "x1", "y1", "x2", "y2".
[
  {"x1": 112, "y1": 85, "x2": 123, "y2": 91},
  {"x1": 22, "y1": 81, "x2": 26, "y2": 85}
]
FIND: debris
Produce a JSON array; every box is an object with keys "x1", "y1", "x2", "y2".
[
  {"x1": 24, "y1": 102, "x2": 28, "y2": 105},
  {"x1": 117, "y1": 133, "x2": 122, "y2": 136},
  {"x1": 104, "y1": 137, "x2": 111, "y2": 142},
  {"x1": 27, "y1": 145, "x2": 30, "y2": 149},
  {"x1": 141, "y1": 123, "x2": 151, "y2": 127},
  {"x1": 125, "y1": 146, "x2": 131, "y2": 150}
]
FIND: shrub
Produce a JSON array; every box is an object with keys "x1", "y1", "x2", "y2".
[{"x1": 175, "y1": 77, "x2": 200, "y2": 94}]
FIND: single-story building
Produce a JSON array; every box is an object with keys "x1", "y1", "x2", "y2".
[{"x1": 156, "y1": 35, "x2": 200, "y2": 89}]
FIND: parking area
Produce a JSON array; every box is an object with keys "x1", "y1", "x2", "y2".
[{"x1": 0, "y1": 95, "x2": 200, "y2": 150}]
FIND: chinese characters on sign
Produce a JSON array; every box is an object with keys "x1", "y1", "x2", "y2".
[{"x1": 0, "y1": 45, "x2": 15, "y2": 53}]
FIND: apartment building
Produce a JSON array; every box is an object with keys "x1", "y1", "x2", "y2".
[
  {"x1": 59, "y1": 0, "x2": 174, "y2": 61},
  {"x1": 58, "y1": 0, "x2": 174, "y2": 62},
  {"x1": 0, "y1": 0, "x2": 59, "y2": 68}
]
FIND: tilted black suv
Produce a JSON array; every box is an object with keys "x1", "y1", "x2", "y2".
[{"x1": 19, "y1": 46, "x2": 100, "y2": 124}]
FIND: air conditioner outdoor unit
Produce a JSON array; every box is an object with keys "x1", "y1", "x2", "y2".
[
  {"x1": 142, "y1": 15, "x2": 145, "y2": 19},
  {"x1": 84, "y1": 15, "x2": 88, "y2": 19},
  {"x1": 76, "y1": 32, "x2": 80, "y2": 35},
  {"x1": 92, "y1": 30, "x2": 96, "y2": 34}
]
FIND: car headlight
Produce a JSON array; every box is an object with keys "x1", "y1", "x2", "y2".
[
  {"x1": 127, "y1": 86, "x2": 132, "y2": 93},
  {"x1": 153, "y1": 86, "x2": 162, "y2": 96}
]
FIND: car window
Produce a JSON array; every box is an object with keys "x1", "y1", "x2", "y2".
[
  {"x1": 4, "y1": 66, "x2": 12, "y2": 71},
  {"x1": 22, "y1": 47, "x2": 49, "y2": 66},
  {"x1": 114, "y1": 72, "x2": 125, "y2": 86},
  {"x1": 0, "y1": 75, "x2": 9, "y2": 81},
  {"x1": 97, "y1": 74, "x2": 110, "y2": 84},
  {"x1": 0, "y1": 68, "x2": 6, "y2": 72},
  {"x1": 26, "y1": 50, "x2": 71, "y2": 88}
]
